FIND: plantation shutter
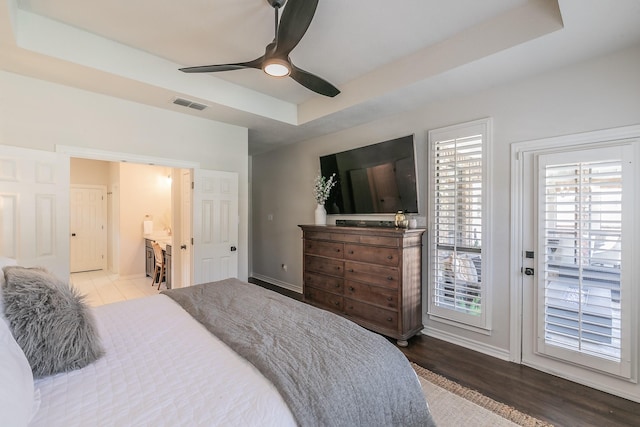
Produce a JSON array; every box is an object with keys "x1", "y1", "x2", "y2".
[
  {"x1": 538, "y1": 146, "x2": 631, "y2": 377},
  {"x1": 428, "y1": 119, "x2": 490, "y2": 329}
]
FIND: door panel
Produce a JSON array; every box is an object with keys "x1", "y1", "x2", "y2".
[
  {"x1": 179, "y1": 170, "x2": 192, "y2": 287},
  {"x1": 192, "y1": 170, "x2": 238, "y2": 284},
  {"x1": 70, "y1": 186, "x2": 107, "y2": 272},
  {"x1": 520, "y1": 141, "x2": 637, "y2": 400},
  {"x1": 0, "y1": 145, "x2": 70, "y2": 280}
]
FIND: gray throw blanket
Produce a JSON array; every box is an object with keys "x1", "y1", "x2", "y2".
[{"x1": 162, "y1": 279, "x2": 435, "y2": 427}]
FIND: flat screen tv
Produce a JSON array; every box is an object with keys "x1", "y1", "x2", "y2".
[{"x1": 319, "y1": 135, "x2": 418, "y2": 215}]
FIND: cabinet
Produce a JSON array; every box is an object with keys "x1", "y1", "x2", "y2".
[
  {"x1": 164, "y1": 244, "x2": 172, "y2": 290},
  {"x1": 299, "y1": 225, "x2": 425, "y2": 346},
  {"x1": 145, "y1": 239, "x2": 154, "y2": 278},
  {"x1": 144, "y1": 238, "x2": 171, "y2": 289}
]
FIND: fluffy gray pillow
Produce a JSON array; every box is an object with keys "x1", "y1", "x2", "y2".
[{"x1": 1, "y1": 266, "x2": 104, "y2": 378}]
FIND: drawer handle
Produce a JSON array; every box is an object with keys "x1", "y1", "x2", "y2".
[
  {"x1": 335, "y1": 284, "x2": 341, "y2": 288},
  {"x1": 348, "y1": 306, "x2": 353, "y2": 310},
  {"x1": 336, "y1": 248, "x2": 341, "y2": 252},
  {"x1": 387, "y1": 317, "x2": 393, "y2": 322},
  {"x1": 349, "y1": 287, "x2": 355, "y2": 292},
  {"x1": 348, "y1": 250, "x2": 354, "y2": 254},
  {"x1": 387, "y1": 297, "x2": 392, "y2": 301},
  {"x1": 387, "y1": 276, "x2": 393, "y2": 281},
  {"x1": 387, "y1": 255, "x2": 393, "y2": 259},
  {"x1": 334, "y1": 301, "x2": 340, "y2": 306},
  {"x1": 348, "y1": 269, "x2": 354, "y2": 273},
  {"x1": 335, "y1": 266, "x2": 341, "y2": 270}
]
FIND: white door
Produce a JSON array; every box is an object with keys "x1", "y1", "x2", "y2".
[
  {"x1": 519, "y1": 140, "x2": 638, "y2": 400},
  {"x1": 192, "y1": 169, "x2": 238, "y2": 285},
  {"x1": 0, "y1": 145, "x2": 70, "y2": 280},
  {"x1": 70, "y1": 185, "x2": 107, "y2": 272},
  {"x1": 180, "y1": 170, "x2": 192, "y2": 286}
]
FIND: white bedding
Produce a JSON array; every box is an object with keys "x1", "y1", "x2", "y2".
[{"x1": 29, "y1": 295, "x2": 297, "y2": 427}]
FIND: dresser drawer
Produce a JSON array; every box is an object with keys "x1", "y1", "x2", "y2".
[
  {"x1": 305, "y1": 231, "x2": 331, "y2": 240},
  {"x1": 305, "y1": 255, "x2": 344, "y2": 277},
  {"x1": 305, "y1": 287, "x2": 344, "y2": 311},
  {"x1": 344, "y1": 261, "x2": 399, "y2": 289},
  {"x1": 344, "y1": 299, "x2": 398, "y2": 330},
  {"x1": 344, "y1": 244, "x2": 399, "y2": 267},
  {"x1": 359, "y1": 235, "x2": 399, "y2": 247},
  {"x1": 304, "y1": 240, "x2": 344, "y2": 258},
  {"x1": 305, "y1": 272, "x2": 343, "y2": 293},
  {"x1": 345, "y1": 281, "x2": 397, "y2": 310},
  {"x1": 331, "y1": 233, "x2": 360, "y2": 243}
]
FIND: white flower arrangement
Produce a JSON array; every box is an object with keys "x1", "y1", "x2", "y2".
[{"x1": 313, "y1": 172, "x2": 337, "y2": 204}]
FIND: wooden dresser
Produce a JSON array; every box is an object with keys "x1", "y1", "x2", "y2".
[{"x1": 299, "y1": 225, "x2": 425, "y2": 346}]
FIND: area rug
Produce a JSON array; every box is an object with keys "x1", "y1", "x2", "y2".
[{"x1": 412, "y1": 363, "x2": 554, "y2": 427}]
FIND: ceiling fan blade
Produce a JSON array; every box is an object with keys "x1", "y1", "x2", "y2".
[
  {"x1": 179, "y1": 57, "x2": 263, "y2": 73},
  {"x1": 290, "y1": 65, "x2": 340, "y2": 97},
  {"x1": 274, "y1": 0, "x2": 318, "y2": 56}
]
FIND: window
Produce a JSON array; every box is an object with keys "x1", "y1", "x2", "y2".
[
  {"x1": 536, "y1": 144, "x2": 635, "y2": 378},
  {"x1": 543, "y1": 158, "x2": 622, "y2": 361},
  {"x1": 428, "y1": 119, "x2": 491, "y2": 329}
]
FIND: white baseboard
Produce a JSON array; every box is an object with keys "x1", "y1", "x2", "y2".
[
  {"x1": 421, "y1": 326, "x2": 511, "y2": 361},
  {"x1": 251, "y1": 274, "x2": 302, "y2": 294}
]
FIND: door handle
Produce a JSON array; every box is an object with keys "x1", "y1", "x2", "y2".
[
  {"x1": 71, "y1": 233, "x2": 76, "y2": 237},
  {"x1": 180, "y1": 244, "x2": 187, "y2": 250},
  {"x1": 230, "y1": 246, "x2": 237, "y2": 252},
  {"x1": 524, "y1": 267, "x2": 535, "y2": 276}
]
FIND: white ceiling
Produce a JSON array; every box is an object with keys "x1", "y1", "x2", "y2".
[{"x1": 2, "y1": 0, "x2": 640, "y2": 154}]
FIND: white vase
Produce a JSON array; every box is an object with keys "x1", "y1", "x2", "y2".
[{"x1": 314, "y1": 203, "x2": 327, "y2": 225}]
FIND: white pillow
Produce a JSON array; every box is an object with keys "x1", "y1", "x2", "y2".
[
  {"x1": 0, "y1": 316, "x2": 36, "y2": 427},
  {"x1": 0, "y1": 257, "x2": 18, "y2": 290},
  {"x1": 0, "y1": 258, "x2": 37, "y2": 426},
  {"x1": 0, "y1": 256, "x2": 17, "y2": 268}
]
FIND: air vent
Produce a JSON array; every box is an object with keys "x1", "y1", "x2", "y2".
[
  {"x1": 189, "y1": 102, "x2": 207, "y2": 111},
  {"x1": 172, "y1": 97, "x2": 208, "y2": 111}
]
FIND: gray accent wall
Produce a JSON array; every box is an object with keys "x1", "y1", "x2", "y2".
[{"x1": 250, "y1": 44, "x2": 640, "y2": 356}]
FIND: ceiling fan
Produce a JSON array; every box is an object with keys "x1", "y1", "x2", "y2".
[{"x1": 179, "y1": 0, "x2": 340, "y2": 98}]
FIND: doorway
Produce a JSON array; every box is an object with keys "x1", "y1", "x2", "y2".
[
  {"x1": 69, "y1": 158, "x2": 180, "y2": 282},
  {"x1": 511, "y1": 126, "x2": 640, "y2": 402}
]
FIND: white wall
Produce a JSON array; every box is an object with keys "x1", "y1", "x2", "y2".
[
  {"x1": 251, "y1": 44, "x2": 640, "y2": 354},
  {"x1": 119, "y1": 163, "x2": 172, "y2": 277},
  {"x1": 70, "y1": 158, "x2": 110, "y2": 185},
  {"x1": 0, "y1": 71, "x2": 250, "y2": 280}
]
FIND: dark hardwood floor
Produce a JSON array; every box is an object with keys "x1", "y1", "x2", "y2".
[
  {"x1": 400, "y1": 334, "x2": 639, "y2": 427},
  {"x1": 249, "y1": 278, "x2": 640, "y2": 427}
]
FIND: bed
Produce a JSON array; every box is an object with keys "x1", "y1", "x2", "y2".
[{"x1": 1, "y1": 263, "x2": 434, "y2": 427}]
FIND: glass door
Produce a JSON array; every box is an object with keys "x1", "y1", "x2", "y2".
[{"x1": 520, "y1": 141, "x2": 637, "y2": 398}]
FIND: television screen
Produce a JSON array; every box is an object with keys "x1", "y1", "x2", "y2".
[{"x1": 319, "y1": 135, "x2": 418, "y2": 214}]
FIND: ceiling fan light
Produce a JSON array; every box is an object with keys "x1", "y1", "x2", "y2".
[{"x1": 263, "y1": 59, "x2": 291, "y2": 77}]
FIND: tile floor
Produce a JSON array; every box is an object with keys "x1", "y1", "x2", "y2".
[{"x1": 70, "y1": 270, "x2": 165, "y2": 307}]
